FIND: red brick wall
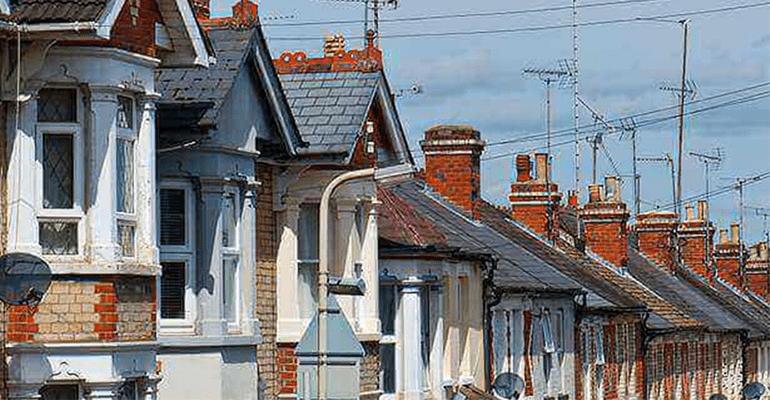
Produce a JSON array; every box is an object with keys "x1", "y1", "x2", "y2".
[
  {"x1": 745, "y1": 262, "x2": 770, "y2": 298},
  {"x1": 678, "y1": 221, "x2": 714, "y2": 279},
  {"x1": 421, "y1": 125, "x2": 484, "y2": 217},
  {"x1": 714, "y1": 244, "x2": 742, "y2": 288},
  {"x1": 6, "y1": 277, "x2": 156, "y2": 343},
  {"x1": 277, "y1": 342, "x2": 298, "y2": 395},
  {"x1": 509, "y1": 182, "x2": 561, "y2": 238},
  {"x1": 255, "y1": 163, "x2": 278, "y2": 397},
  {"x1": 582, "y1": 203, "x2": 629, "y2": 268},
  {"x1": 635, "y1": 212, "x2": 679, "y2": 270}
]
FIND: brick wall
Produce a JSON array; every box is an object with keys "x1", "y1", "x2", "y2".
[
  {"x1": 421, "y1": 125, "x2": 485, "y2": 217},
  {"x1": 255, "y1": 163, "x2": 278, "y2": 398},
  {"x1": 277, "y1": 342, "x2": 298, "y2": 395},
  {"x1": 678, "y1": 220, "x2": 715, "y2": 279},
  {"x1": 508, "y1": 154, "x2": 561, "y2": 239},
  {"x1": 715, "y1": 244, "x2": 742, "y2": 288},
  {"x1": 1, "y1": 103, "x2": 6, "y2": 255},
  {"x1": 359, "y1": 341, "x2": 380, "y2": 399},
  {"x1": 582, "y1": 202, "x2": 630, "y2": 269},
  {"x1": 745, "y1": 261, "x2": 770, "y2": 298},
  {"x1": 7, "y1": 277, "x2": 155, "y2": 343},
  {"x1": 635, "y1": 211, "x2": 679, "y2": 270}
]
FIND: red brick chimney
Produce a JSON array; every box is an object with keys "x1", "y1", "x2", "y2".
[
  {"x1": 635, "y1": 210, "x2": 679, "y2": 270},
  {"x1": 508, "y1": 153, "x2": 561, "y2": 238},
  {"x1": 677, "y1": 200, "x2": 716, "y2": 279},
  {"x1": 746, "y1": 242, "x2": 770, "y2": 298},
  {"x1": 199, "y1": 0, "x2": 259, "y2": 29},
  {"x1": 420, "y1": 125, "x2": 485, "y2": 217},
  {"x1": 580, "y1": 176, "x2": 630, "y2": 269},
  {"x1": 192, "y1": 0, "x2": 210, "y2": 20},
  {"x1": 714, "y1": 223, "x2": 744, "y2": 288}
]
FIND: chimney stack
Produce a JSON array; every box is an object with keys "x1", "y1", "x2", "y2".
[
  {"x1": 323, "y1": 34, "x2": 346, "y2": 57},
  {"x1": 508, "y1": 154, "x2": 561, "y2": 238},
  {"x1": 580, "y1": 177, "x2": 630, "y2": 269},
  {"x1": 192, "y1": 0, "x2": 210, "y2": 20},
  {"x1": 421, "y1": 125, "x2": 485, "y2": 217},
  {"x1": 746, "y1": 242, "x2": 770, "y2": 299},
  {"x1": 635, "y1": 211, "x2": 679, "y2": 270},
  {"x1": 677, "y1": 200, "x2": 716, "y2": 280},
  {"x1": 714, "y1": 222, "x2": 744, "y2": 288}
]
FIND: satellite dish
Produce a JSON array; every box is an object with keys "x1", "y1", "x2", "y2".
[
  {"x1": 0, "y1": 253, "x2": 52, "y2": 305},
  {"x1": 709, "y1": 395, "x2": 727, "y2": 400},
  {"x1": 743, "y1": 382, "x2": 766, "y2": 400},
  {"x1": 493, "y1": 373, "x2": 524, "y2": 399}
]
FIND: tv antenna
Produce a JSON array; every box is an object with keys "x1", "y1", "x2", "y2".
[
  {"x1": 321, "y1": 0, "x2": 399, "y2": 47},
  {"x1": 620, "y1": 117, "x2": 640, "y2": 216},
  {"x1": 719, "y1": 174, "x2": 766, "y2": 280},
  {"x1": 522, "y1": 63, "x2": 571, "y2": 155},
  {"x1": 577, "y1": 96, "x2": 619, "y2": 184},
  {"x1": 689, "y1": 148, "x2": 723, "y2": 205},
  {"x1": 636, "y1": 153, "x2": 676, "y2": 211},
  {"x1": 395, "y1": 82, "x2": 423, "y2": 97}
]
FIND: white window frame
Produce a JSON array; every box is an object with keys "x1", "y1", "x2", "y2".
[
  {"x1": 116, "y1": 94, "x2": 137, "y2": 258},
  {"x1": 380, "y1": 283, "x2": 400, "y2": 398},
  {"x1": 298, "y1": 203, "x2": 320, "y2": 320},
  {"x1": 36, "y1": 90, "x2": 85, "y2": 259},
  {"x1": 158, "y1": 182, "x2": 196, "y2": 335},
  {"x1": 221, "y1": 188, "x2": 241, "y2": 332}
]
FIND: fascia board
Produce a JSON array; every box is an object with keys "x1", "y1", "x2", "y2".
[
  {"x1": 96, "y1": 0, "x2": 126, "y2": 38},
  {"x1": 174, "y1": 0, "x2": 210, "y2": 67}
]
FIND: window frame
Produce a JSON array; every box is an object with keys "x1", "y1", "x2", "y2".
[
  {"x1": 36, "y1": 89, "x2": 85, "y2": 258},
  {"x1": 220, "y1": 187, "x2": 241, "y2": 332},
  {"x1": 298, "y1": 203, "x2": 320, "y2": 319},
  {"x1": 158, "y1": 182, "x2": 196, "y2": 335}
]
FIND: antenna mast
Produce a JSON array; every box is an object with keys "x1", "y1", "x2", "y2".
[
  {"x1": 572, "y1": 0, "x2": 581, "y2": 203},
  {"x1": 620, "y1": 118, "x2": 640, "y2": 217},
  {"x1": 522, "y1": 65, "x2": 571, "y2": 155}
]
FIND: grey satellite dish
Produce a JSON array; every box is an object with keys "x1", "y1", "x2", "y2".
[
  {"x1": 709, "y1": 395, "x2": 727, "y2": 400},
  {"x1": 493, "y1": 373, "x2": 524, "y2": 399},
  {"x1": 0, "y1": 253, "x2": 52, "y2": 305},
  {"x1": 743, "y1": 382, "x2": 766, "y2": 400}
]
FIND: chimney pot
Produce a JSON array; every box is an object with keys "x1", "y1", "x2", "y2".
[
  {"x1": 535, "y1": 153, "x2": 550, "y2": 183},
  {"x1": 604, "y1": 176, "x2": 621, "y2": 203},
  {"x1": 324, "y1": 34, "x2": 346, "y2": 57},
  {"x1": 588, "y1": 184, "x2": 604, "y2": 203},
  {"x1": 720, "y1": 229, "x2": 729, "y2": 245},
  {"x1": 568, "y1": 190, "x2": 579, "y2": 207},
  {"x1": 516, "y1": 154, "x2": 532, "y2": 182},
  {"x1": 730, "y1": 223, "x2": 740, "y2": 245},
  {"x1": 697, "y1": 200, "x2": 708, "y2": 221},
  {"x1": 685, "y1": 202, "x2": 695, "y2": 221},
  {"x1": 760, "y1": 242, "x2": 769, "y2": 260}
]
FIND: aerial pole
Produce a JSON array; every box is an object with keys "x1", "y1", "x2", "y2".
[
  {"x1": 522, "y1": 65, "x2": 571, "y2": 155},
  {"x1": 675, "y1": 20, "x2": 690, "y2": 218},
  {"x1": 621, "y1": 118, "x2": 640, "y2": 217},
  {"x1": 572, "y1": 0, "x2": 581, "y2": 204}
]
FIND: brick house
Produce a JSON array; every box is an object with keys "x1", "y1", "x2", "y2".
[
  {"x1": 270, "y1": 33, "x2": 413, "y2": 399},
  {"x1": 0, "y1": 0, "x2": 210, "y2": 398}
]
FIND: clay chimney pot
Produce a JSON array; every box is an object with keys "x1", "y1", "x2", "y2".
[
  {"x1": 697, "y1": 200, "x2": 708, "y2": 221},
  {"x1": 730, "y1": 223, "x2": 740, "y2": 245},
  {"x1": 516, "y1": 154, "x2": 532, "y2": 182},
  {"x1": 760, "y1": 242, "x2": 769, "y2": 260},
  {"x1": 604, "y1": 176, "x2": 621, "y2": 203},
  {"x1": 588, "y1": 184, "x2": 603, "y2": 203},
  {"x1": 535, "y1": 153, "x2": 549, "y2": 183},
  {"x1": 719, "y1": 229, "x2": 729, "y2": 245},
  {"x1": 685, "y1": 202, "x2": 695, "y2": 221}
]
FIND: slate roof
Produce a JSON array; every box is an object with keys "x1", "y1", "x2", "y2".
[
  {"x1": 381, "y1": 181, "x2": 582, "y2": 293},
  {"x1": 156, "y1": 28, "x2": 254, "y2": 126},
  {"x1": 5, "y1": 0, "x2": 107, "y2": 23},
  {"x1": 279, "y1": 71, "x2": 380, "y2": 156}
]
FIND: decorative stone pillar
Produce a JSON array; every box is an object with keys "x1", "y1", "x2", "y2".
[
  {"x1": 6, "y1": 98, "x2": 39, "y2": 254},
  {"x1": 136, "y1": 94, "x2": 159, "y2": 265},
  {"x1": 335, "y1": 197, "x2": 359, "y2": 324},
  {"x1": 276, "y1": 198, "x2": 302, "y2": 342},
  {"x1": 401, "y1": 284, "x2": 423, "y2": 400},
  {"x1": 88, "y1": 86, "x2": 121, "y2": 264},
  {"x1": 359, "y1": 198, "x2": 381, "y2": 338}
]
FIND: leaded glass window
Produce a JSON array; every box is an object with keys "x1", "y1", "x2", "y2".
[
  {"x1": 160, "y1": 189, "x2": 186, "y2": 246},
  {"x1": 116, "y1": 139, "x2": 134, "y2": 213},
  {"x1": 39, "y1": 221, "x2": 78, "y2": 255},
  {"x1": 161, "y1": 261, "x2": 186, "y2": 319},
  {"x1": 43, "y1": 134, "x2": 74, "y2": 209},
  {"x1": 38, "y1": 89, "x2": 76, "y2": 122},
  {"x1": 118, "y1": 222, "x2": 135, "y2": 257},
  {"x1": 39, "y1": 384, "x2": 79, "y2": 400},
  {"x1": 117, "y1": 96, "x2": 134, "y2": 130},
  {"x1": 221, "y1": 195, "x2": 237, "y2": 248}
]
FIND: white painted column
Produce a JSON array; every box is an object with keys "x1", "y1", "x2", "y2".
[
  {"x1": 7, "y1": 99, "x2": 39, "y2": 254},
  {"x1": 88, "y1": 86, "x2": 120, "y2": 264},
  {"x1": 430, "y1": 284, "x2": 444, "y2": 399},
  {"x1": 136, "y1": 95, "x2": 159, "y2": 265},
  {"x1": 276, "y1": 199, "x2": 302, "y2": 342},
  {"x1": 401, "y1": 284, "x2": 423, "y2": 400},
  {"x1": 334, "y1": 197, "x2": 358, "y2": 324},
  {"x1": 359, "y1": 198, "x2": 381, "y2": 338}
]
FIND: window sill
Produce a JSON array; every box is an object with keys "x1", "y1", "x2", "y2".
[
  {"x1": 159, "y1": 333, "x2": 262, "y2": 348},
  {"x1": 47, "y1": 261, "x2": 160, "y2": 276}
]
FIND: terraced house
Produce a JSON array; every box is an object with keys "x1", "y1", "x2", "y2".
[{"x1": 0, "y1": 0, "x2": 211, "y2": 398}]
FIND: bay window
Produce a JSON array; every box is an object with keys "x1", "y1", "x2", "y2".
[
  {"x1": 159, "y1": 185, "x2": 195, "y2": 332},
  {"x1": 221, "y1": 191, "x2": 240, "y2": 330},
  {"x1": 298, "y1": 203, "x2": 319, "y2": 319},
  {"x1": 116, "y1": 95, "x2": 136, "y2": 258}
]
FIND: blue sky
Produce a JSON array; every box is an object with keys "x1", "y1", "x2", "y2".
[{"x1": 214, "y1": 0, "x2": 770, "y2": 244}]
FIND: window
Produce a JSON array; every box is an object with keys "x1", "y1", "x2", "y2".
[
  {"x1": 117, "y1": 96, "x2": 134, "y2": 130},
  {"x1": 542, "y1": 309, "x2": 555, "y2": 353},
  {"x1": 43, "y1": 134, "x2": 74, "y2": 209},
  {"x1": 380, "y1": 283, "x2": 398, "y2": 395},
  {"x1": 159, "y1": 184, "x2": 195, "y2": 333},
  {"x1": 118, "y1": 221, "x2": 135, "y2": 257},
  {"x1": 379, "y1": 284, "x2": 397, "y2": 336},
  {"x1": 38, "y1": 89, "x2": 76, "y2": 123},
  {"x1": 298, "y1": 203, "x2": 319, "y2": 319},
  {"x1": 40, "y1": 221, "x2": 78, "y2": 255},
  {"x1": 420, "y1": 286, "x2": 431, "y2": 370},
  {"x1": 161, "y1": 262, "x2": 186, "y2": 319},
  {"x1": 118, "y1": 379, "x2": 140, "y2": 400},
  {"x1": 381, "y1": 343, "x2": 396, "y2": 394},
  {"x1": 223, "y1": 256, "x2": 239, "y2": 326},
  {"x1": 39, "y1": 384, "x2": 79, "y2": 400},
  {"x1": 116, "y1": 138, "x2": 134, "y2": 213},
  {"x1": 160, "y1": 189, "x2": 186, "y2": 246},
  {"x1": 222, "y1": 194, "x2": 237, "y2": 248}
]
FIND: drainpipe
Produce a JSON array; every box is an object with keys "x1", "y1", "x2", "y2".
[
  {"x1": 318, "y1": 168, "x2": 375, "y2": 400},
  {"x1": 483, "y1": 257, "x2": 500, "y2": 392}
]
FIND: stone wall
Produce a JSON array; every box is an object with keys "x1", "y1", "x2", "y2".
[
  {"x1": 7, "y1": 277, "x2": 155, "y2": 343},
  {"x1": 255, "y1": 163, "x2": 278, "y2": 397}
]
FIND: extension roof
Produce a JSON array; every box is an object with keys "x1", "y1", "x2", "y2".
[
  {"x1": 4, "y1": 0, "x2": 107, "y2": 23},
  {"x1": 155, "y1": 24, "x2": 304, "y2": 154}
]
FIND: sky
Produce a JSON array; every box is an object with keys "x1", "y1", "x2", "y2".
[{"x1": 213, "y1": 0, "x2": 770, "y2": 245}]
